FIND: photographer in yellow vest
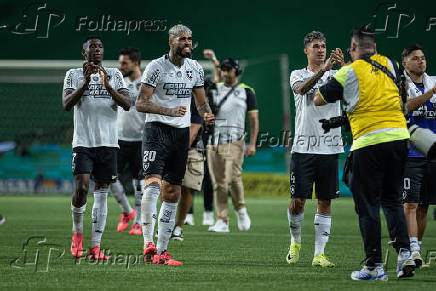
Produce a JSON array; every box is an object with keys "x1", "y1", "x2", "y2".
[{"x1": 313, "y1": 26, "x2": 415, "y2": 281}]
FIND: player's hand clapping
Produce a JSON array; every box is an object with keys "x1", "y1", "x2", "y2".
[
  {"x1": 82, "y1": 61, "x2": 96, "y2": 85},
  {"x1": 323, "y1": 49, "x2": 345, "y2": 71},
  {"x1": 332, "y1": 48, "x2": 345, "y2": 67},
  {"x1": 97, "y1": 66, "x2": 113, "y2": 90}
]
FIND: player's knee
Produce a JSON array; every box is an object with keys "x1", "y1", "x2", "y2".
[
  {"x1": 163, "y1": 186, "x2": 180, "y2": 202},
  {"x1": 318, "y1": 199, "x2": 331, "y2": 212},
  {"x1": 75, "y1": 183, "x2": 89, "y2": 197},
  {"x1": 404, "y1": 202, "x2": 418, "y2": 211},
  {"x1": 95, "y1": 183, "x2": 109, "y2": 190},
  {"x1": 145, "y1": 176, "x2": 162, "y2": 187},
  {"x1": 290, "y1": 198, "x2": 305, "y2": 214}
]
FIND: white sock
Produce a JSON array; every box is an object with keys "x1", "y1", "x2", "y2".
[
  {"x1": 287, "y1": 208, "x2": 304, "y2": 243},
  {"x1": 314, "y1": 213, "x2": 331, "y2": 257},
  {"x1": 90, "y1": 189, "x2": 108, "y2": 248},
  {"x1": 157, "y1": 200, "x2": 178, "y2": 254},
  {"x1": 141, "y1": 184, "x2": 160, "y2": 244},
  {"x1": 71, "y1": 203, "x2": 86, "y2": 233},
  {"x1": 410, "y1": 237, "x2": 420, "y2": 252},
  {"x1": 110, "y1": 180, "x2": 132, "y2": 214},
  {"x1": 133, "y1": 179, "x2": 144, "y2": 224}
]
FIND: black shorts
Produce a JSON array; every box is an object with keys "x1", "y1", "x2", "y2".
[
  {"x1": 403, "y1": 157, "x2": 436, "y2": 205},
  {"x1": 118, "y1": 140, "x2": 143, "y2": 179},
  {"x1": 72, "y1": 147, "x2": 118, "y2": 184},
  {"x1": 290, "y1": 152, "x2": 339, "y2": 200},
  {"x1": 351, "y1": 140, "x2": 408, "y2": 206},
  {"x1": 142, "y1": 122, "x2": 189, "y2": 185}
]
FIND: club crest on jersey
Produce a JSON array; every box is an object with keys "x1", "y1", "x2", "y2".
[
  {"x1": 93, "y1": 76, "x2": 99, "y2": 82},
  {"x1": 186, "y1": 70, "x2": 193, "y2": 80},
  {"x1": 136, "y1": 82, "x2": 141, "y2": 90},
  {"x1": 234, "y1": 90, "x2": 239, "y2": 96},
  {"x1": 176, "y1": 71, "x2": 182, "y2": 78}
]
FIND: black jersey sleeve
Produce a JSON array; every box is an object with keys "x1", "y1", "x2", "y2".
[{"x1": 245, "y1": 87, "x2": 258, "y2": 112}]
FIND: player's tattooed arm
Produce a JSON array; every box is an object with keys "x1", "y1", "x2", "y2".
[
  {"x1": 135, "y1": 84, "x2": 187, "y2": 117},
  {"x1": 293, "y1": 69, "x2": 327, "y2": 96},
  {"x1": 192, "y1": 87, "x2": 215, "y2": 125},
  {"x1": 97, "y1": 67, "x2": 130, "y2": 111},
  {"x1": 62, "y1": 61, "x2": 93, "y2": 111},
  {"x1": 294, "y1": 50, "x2": 341, "y2": 95}
]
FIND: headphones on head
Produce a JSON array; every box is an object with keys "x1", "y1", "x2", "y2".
[{"x1": 220, "y1": 58, "x2": 242, "y2": 76}]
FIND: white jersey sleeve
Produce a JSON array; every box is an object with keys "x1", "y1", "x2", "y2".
[
  {"x1": 112, "y1": 68, "x2": 128, "y2": 91},
  {"x1": 289, "y1": 70, "x2": 305, "y2": 93},
  {"x1": 63, "y1": 69, "x2": 79, "y2": 91},
  {"x1": 141, "y1": 60, "x2": 162, "y2": 88},
  {"x1": 193, "y1": 61, "x2": 205, "y2": 88}
]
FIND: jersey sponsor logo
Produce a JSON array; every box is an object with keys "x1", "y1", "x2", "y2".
[
  {"x1": 163, "y1": 83, "x2": 191, "y2": 98},
  {"x1": 146, "y1": 69, "x2": 160, "y2": 85},
  {"x1": 412, "y1": 104, "x2": 436, "y2": 119},
  {"x1": 86, "y1": 83, "x2": 111, "y2": 98},
  {"x1": 65, "y1": 74, "x2": 74, "y2": 88}
]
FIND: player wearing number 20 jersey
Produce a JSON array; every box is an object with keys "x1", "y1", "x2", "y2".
[{"x1": 136, "y1": 24, "x2": 214, "y2": 266}]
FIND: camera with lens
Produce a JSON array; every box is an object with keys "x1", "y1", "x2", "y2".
[
  {"x1": 408, "y1": 124, "x2": 436, "y2": 159},
  {"x1": 319, "y1": 111, "x2": 349, "y2": 134}
]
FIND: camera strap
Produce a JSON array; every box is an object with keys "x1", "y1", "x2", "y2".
[
  {"x1": 213, "y1": 83, "x2": 239, "y2": 115},
  {"x1": 361, "y1": 55, "x2": 400, "y2": 87},
  {"x1": 362, "y1": 55, "x2": 408, "y2": 113}
]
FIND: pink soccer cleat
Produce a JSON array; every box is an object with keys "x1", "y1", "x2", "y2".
[
  {"x1": 143, "y1": 242, "x2": 157, "y2": 263},
  {"x1": 117, "y1": 209, "x2": 135, "y2": 232},
  {"x1": 152, "y1": 251, "x2": 183, "y2": 265},
  {"x1": 87, "y1": 246, "x2": 109, "y2": 260},
  {"x1": 128, "y1": 223, "x2": 142, "y2": 235},
  {"x1": 71, "y1": 233, "x2": 84, "y2": 258}
]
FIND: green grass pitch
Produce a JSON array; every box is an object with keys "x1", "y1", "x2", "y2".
[{"x1": 0, "y1": 195, "x2": 435, "y2": 290}]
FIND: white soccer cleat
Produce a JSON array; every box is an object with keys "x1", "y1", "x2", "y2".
[
  {"x1": 202, "y1": 211, "x2": 214, "y2": 226},
  {"x1": 235, "y1": 207, "x2": 251, "y2": 231},
  {"x1": 171, "y1": 226, "x2": 184, "y2": 241},
  {"x1": 351, "y1": 264, "x2": 388, "y2": 281},
  {"x1": 208, "y1": 219, "x2": 229, "y2": 232},
  {"x1": 397, "y1": 249, "x2": 416, "y2": 279},
  {"x1": 184, "y1": 214, "x2": 195, "y2": 226},
  {"x1": 411, "y1": 250, "x2": 423, "y2": 268}
]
